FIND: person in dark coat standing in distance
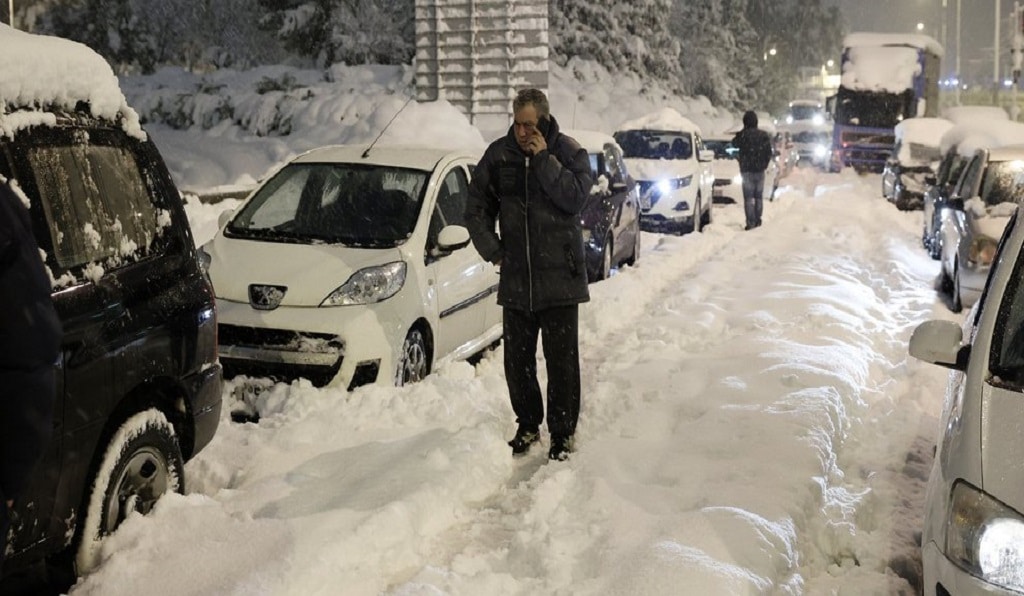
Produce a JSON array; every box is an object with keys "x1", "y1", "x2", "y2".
[
  {"x1": 465, "y1": 88, "x2": 594, "y2": 461},
  {"x1": 0, "y1": 180, "x2": 61, "y2": 572},
  {"x1": 731, "y1": 110, "x2": 774, "y2": 230}
]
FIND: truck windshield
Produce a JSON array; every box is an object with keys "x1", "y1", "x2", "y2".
[{"x1": 834, "y1": 89, "x2": 913, "y2": 129}]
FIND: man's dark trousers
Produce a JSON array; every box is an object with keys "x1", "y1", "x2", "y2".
[{"x1": 502, "y1": 305, "x2": 580, "y2": 437}]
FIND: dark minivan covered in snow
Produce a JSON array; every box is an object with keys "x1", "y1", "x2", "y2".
[{"x1": 0, "y1": 25, "x2": 222, "y2": 585}]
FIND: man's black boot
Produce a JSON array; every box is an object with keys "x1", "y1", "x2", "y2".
[
  {"x1": 548, "y1": 434, "x2": 575, "y2": 461},
  {"x1": 508, "y1": 425, "x2": 540, "y2": 455}
]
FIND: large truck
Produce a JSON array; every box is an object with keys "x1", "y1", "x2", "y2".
[{"x1": 827, "y1": 33, "x2": 942, "y2": 173}]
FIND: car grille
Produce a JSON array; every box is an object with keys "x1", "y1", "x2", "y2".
[{"x1": 218, "y1": 324, "x2": 344, "y2": 387}]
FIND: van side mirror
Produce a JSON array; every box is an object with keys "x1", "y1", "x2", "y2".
[
  {"x1": 698, "y1": 149, "x2": 714, "y2": 163},
  {"x1": 436, "y1": 225, "x2": 471, "y2": 253}
]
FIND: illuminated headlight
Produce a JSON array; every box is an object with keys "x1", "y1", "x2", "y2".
[
  {"x1": 968, "y1": 235, "x2": 999, "y2": 266},
  {"x1": 321, "y1": 261, "x2": 407, "y2": 306},
  {"x1": 581, "y1": 228, "x2": 593, "y2": 244},
  {"x1": 731, "y1": 174, "x2": 743, "y2": 184},
  {"x1": 813, "y1": 145, "x2": 828, "y2": 158},
  {"x1": 786, "y1": 115, "x2": 794, "y2": 124},
  {"x1": 812, "y1": 114, "x2": 825, "y2": 126},
  {"x1": 947, "y1": 481, "x2": 1024, "y2": 592},
  {"x1": 672, "y1": 201, "x2": 691, "y2": 212},
  {"x1": 654, "y1": 176, "x2": 693, "y2": 196}
]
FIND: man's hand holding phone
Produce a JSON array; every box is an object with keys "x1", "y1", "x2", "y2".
[{"x1": 527, "y1": 129, "x2": 547, "y2": 155}]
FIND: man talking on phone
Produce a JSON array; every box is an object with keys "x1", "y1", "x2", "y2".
[{"x1": 465, "y1": 88, "x2": 594, "y2": 461}]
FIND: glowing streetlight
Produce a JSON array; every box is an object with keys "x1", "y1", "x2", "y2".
[
  {"x1": 769, "y1": 47, "x2": 778, "y2": 56},
  {"x1": 826, "y1": 59, "x2": 834, "y2": 68},
  {"x1": 916, "y1": 22, "x2": 925, "y2": 32}
]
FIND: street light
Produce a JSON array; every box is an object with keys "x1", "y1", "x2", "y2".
[{"x1": 917, "y1": 22, "x2": 925, "y2": 32}]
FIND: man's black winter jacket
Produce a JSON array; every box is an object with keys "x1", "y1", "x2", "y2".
[
  {"x1": 465, "y1": 116, "x2": 594, "y2": 311},
  {"x1": 732, "y1": 126, "x2": 774, "y2": 173}
]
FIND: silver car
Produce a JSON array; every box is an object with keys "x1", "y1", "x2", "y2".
[
  {"x1": 938, "y1": 144, "x2": 1024, "y2": 312},
  {"x1": 910, "y1": 206, "x2": 1024, "y2": 595}
]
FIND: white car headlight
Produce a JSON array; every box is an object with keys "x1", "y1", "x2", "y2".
[
  {"x1": 812, "y1": 114, "x2": 825, "y2": 126},
  {"x1": 969, "y1": 236, "x2": 999, "y2": 267},
  {"x1": 321, "y1": 261, "x2": 407, "y2": 306},
  {"x1": 731, "y1": 174, "x2": 743, "y2": 184},
  {"x1": 813, "y1": 145, "x2": 828, "y2": 158},
  {"x1": 947, "y1": 481, "x2": 1024, "y2": 592}
]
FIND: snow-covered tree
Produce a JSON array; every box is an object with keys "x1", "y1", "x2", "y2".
[
  {"x1": 550, "y1": 0, "x2": 683, "y2": 93},
  {"x1": 258, "y1": 0, "x2": 414, "y2": 67}
]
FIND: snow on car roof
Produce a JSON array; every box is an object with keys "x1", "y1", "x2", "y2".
[
  {"x1": 843, "y1": 32, "x2": 944, "y2": 57},
  {"x1": 940, "y1": 119, "x2": 1024, "y2": 155},
  {"x1": 941, "y1": 105, "x2": 1009, "y2": 124},
  {"x1": 895, "y1": 118, "x2": 953, "y2": 147},
  {"x1": 614, "y1": 108, "x2": 703, "y2": 136},
  {"x1": 842, "y1": 45, "x2": 925, "y2": 93},
  {"x1": 562, "y1": 129, "x2": 619, "y2": 153},
  {"x1": 292, "y1": 144, "x2": 477, "y2": 171},
  {"x1": 0, "y1": 24, "x2": 143, "y2": 138}
]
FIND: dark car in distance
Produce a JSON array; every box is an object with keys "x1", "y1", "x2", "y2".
[
  {"x1": 565, "y1": 129, "x2": 642, "y2": 281},
  {"x1": 1, "y1": 28, "x2": 222, "y2": 588}
]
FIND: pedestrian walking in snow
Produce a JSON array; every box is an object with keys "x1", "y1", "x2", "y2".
[
  {"x1": 731, "y1": 110, "x2": 775, "y2": 230},
  {"x1": 465, "y1": 88, "x2": 594, "y2": 461},
  {"x1": 0, "y1": 181, "x2": 61, "y2": 571}
]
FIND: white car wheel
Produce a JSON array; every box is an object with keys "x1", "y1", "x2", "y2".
[{"x1": 398, "y1": 327, "x2": 430, "y2": 385}]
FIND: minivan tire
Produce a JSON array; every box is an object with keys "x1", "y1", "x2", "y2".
[{"x1": 74, "y1": 410, "x2": 184, "y2": 575}]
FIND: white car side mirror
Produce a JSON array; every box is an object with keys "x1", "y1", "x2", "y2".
[
  {"x1": 437, "y1": 225, "x2": 471, "y2": 252},
  {"x1": 698, "y1": 149, "x2": 715, "y2": 163},
  {"x1": 909, "y1": 320, "x2": 967, "y2": 370}
]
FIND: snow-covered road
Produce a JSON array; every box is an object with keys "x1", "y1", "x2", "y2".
[{"x1": 57, "y1": 168, "x2": 961, "y2": 596}]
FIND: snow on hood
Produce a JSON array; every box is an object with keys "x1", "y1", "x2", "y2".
[
  {"x1": 0, "y1": 24, "x2": 144, "y2": 139},
  {"x1": 616, "y1": 108, "x2": 703, "y2": 136},
  {"x1": 563, "y1": 128, "x2": 619, "y2": 153},
  {"x1": 895, "y1": 118, "x2": 952, "y2": 148},
  {"x1": 625, "y1": 158, "x2": 699, "y2": 182},
  {"x1": 205, "y1": 233, "x2": 404, "y2": 306}
]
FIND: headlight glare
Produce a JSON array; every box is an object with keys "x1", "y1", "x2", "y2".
[
  {"x1": 814, "y1": 145, "x2": 828, "y2": 158},
  {"x1": 969, "y1": 236, "x2": 999, "y2": 266},
  {"x1": 731, "y1": 174, "x2": 743, "y2": 184},
  {"x1": 322, "y1": 261, "x2": 407, "y2": 306},
  {"x1": 947, "y1": 481, "x2": 1024, "y2": 592}
]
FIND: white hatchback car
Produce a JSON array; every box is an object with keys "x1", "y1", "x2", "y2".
[
  {"x1": 613, "y1": 108, "x2": 715, "y2": 235},
  {"x1": 202, "y1": 145, "x2": 502, "y2": 390},
  {"x1": 910, "y1": 206, "x2": 1024, "y2": 595}
]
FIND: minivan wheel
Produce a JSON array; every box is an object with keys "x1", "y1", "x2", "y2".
[
  {"x1": 398, "y1": 328, "x2": 430, "y2": 385},
  {"x1": 75, "y1": 409, "x2": 183, "y2": 575},
  {"x1": 624, "y1": 219, "x2": 640, "y2": 266}
]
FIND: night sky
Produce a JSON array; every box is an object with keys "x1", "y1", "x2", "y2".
[{"x1": 830, "y1": 0, "x2": 1007, "y2": 85}]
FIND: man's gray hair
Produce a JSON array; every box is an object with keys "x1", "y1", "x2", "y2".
[{"x1": 513, "y1": 88, "x2": 550, "y2": 118}]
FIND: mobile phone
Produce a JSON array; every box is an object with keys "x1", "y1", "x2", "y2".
[{"x1": 537, "y1": 116, "x2": 550, "y2": 137}]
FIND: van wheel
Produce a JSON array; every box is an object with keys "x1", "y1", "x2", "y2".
[
  {"x1": 75, "y1": 410, "x2": 183, "y2": 575},
  {"x1": 398, "y1": 327, "x2": 430, "y2": 385},
  {"x1": 624, "y1": 218, "x2": 640, "y2": 266},
  {"x1": 598, "y1": 234, "x2": 613, "y2": 280}
]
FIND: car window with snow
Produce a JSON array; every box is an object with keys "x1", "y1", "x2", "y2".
[
  {"x1": 991, "y1": 230, "x2": 1024, "y2": 386},
  {"x1": 227, "y1": 163, "x2": 426, "y2": 247},
  {"x1": 979, "y1": 161, "x2": 1024, "y2": 207},
  {"x1": 614, "y1": 130, "x2": 693, "y2": 160},
  {"x1": 29, "y1": 143, "x2": 162, "y2": 273}
]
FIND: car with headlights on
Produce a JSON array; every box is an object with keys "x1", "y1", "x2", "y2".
[
  {"x1": 937, "y1": 144, "x2": 1024, "y2": 312},
  {"x1": 705, "y1": 135, "x2": 779, "y2": 204},
  {"x1": 909, "y1": 206, "x2": 1024, "y2": 596},
  {"x1": 201, "y1": 145, "x2": 502, "y2": 390},
  {"x1": 788, "y1": 126, "x2": 833, "y2": 169},
  {"x1": 613, "y1": 108, "x2": 714, "y2": 235},
  {"x1": 881, "y1": 117, "x2": 951, "y2": 210},
  {"x1": 564, "y1": 129, "x2": 641, "y2": 282}
]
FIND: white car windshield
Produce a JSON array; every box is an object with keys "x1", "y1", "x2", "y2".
[
  {"x1": 614, "y1": 130, "x2": 693, "y2": 160},
  {"x1": 226, "y1": 163, "x2": 427, "y2": 247}
]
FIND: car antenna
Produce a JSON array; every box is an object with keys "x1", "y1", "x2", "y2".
[{"x1": 362, "y1": 96, "x2": 414, "y2": 159}]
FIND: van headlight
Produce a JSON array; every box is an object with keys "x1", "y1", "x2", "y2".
[
  {"x1": 321, "y1": 262, "x2": 407, "y2": 306},
  {"x1": 814, "y1": 145, "x2": 829, "y2": 159},
  {"x1": 947, "y1": 481, "x2": 1024, "y2": 592}
]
